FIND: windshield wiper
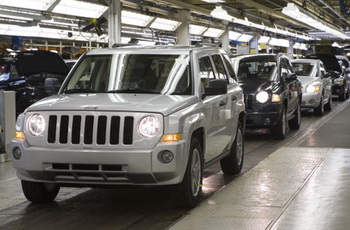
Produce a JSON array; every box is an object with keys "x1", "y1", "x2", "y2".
[
  {"x1": 107, "y1": 88, "x2": 158, "y2": 94},
  {"x1": 64, "y1": 88, "x2": 97, "y2": 94}
]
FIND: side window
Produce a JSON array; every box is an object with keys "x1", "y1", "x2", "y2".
[
  {"x1": 212, "y1": 54, "x2": 228, "y2": 81},
  {"x1": 222, "y1": 53, "x2": 237, "y2": 82},
  {"x1": 199, "y1": 56, "x2": 215, "y2": 87}
]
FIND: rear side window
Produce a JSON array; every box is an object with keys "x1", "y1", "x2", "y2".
[
  {"x1": 199, "y1": 56, "x2": 216, "y2": 87},
  {"x1": 212, "y1": 54, "x2": 228, "y2": 81}
]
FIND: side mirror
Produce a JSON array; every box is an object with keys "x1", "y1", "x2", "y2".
[
  {"x1": 283, "y1": 72, "x2": 297, "y2": 81},
  {"x1": 204, "y1": 79, "x2": 227, "y2": 96},
  {"x1": 45, "y1": 78, "x2": 60, "y2": 95}
]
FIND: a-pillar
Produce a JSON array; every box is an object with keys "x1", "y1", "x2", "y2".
[
  {"x1": 108, "y1": 0, "x2": 122, "y2": 47},
  {"x1": 177, "y1": 10, "x2": 190, "y2": 45}
]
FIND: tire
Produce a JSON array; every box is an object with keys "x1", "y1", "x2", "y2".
[
  {"x1": 173, "y1": 137, "x2": 203, "y2": 208},
  {"x1": 339, "y1": 87, "x2": 346, "y2": 101},
  {"x1": 324, "y1": 95, "x2": 332, "y2": 111},
  {"x1": 289, "y1": 102, "x2": 301, "y2": 130},
  {"x1": 21, "y1": 180, "x2": 60, "y2": 203},
  {"x1": 271, "y1": 105, "x2": 287, "y2": 140},
  {"x1": 314, "y1": 94, "x2": 324, "y2": 116},
  {"x1": 220, "y1": 122, "x2": 244, "y2": 175}
]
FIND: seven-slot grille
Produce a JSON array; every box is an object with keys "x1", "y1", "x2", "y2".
[
  {"x1": 244, "y1": 94, "x2": 254, "y2": 109},
  {"x1": 47, "y1": 114, "x2": 134, "y2": 145}
]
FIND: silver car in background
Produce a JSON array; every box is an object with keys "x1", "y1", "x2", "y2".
[{"x1": 291, "y1": 59, "x2": 332, "y2": 116}]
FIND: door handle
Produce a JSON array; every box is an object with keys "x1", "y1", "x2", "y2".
[{"x1": 219, "y1": 100, "x2": 226, "y2": 106}]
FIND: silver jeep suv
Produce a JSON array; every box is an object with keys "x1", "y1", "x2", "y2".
[{"x1": 11, "y1": 45, "x2": 245, "y2": 208}]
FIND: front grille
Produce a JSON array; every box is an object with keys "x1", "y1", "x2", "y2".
[
  {"x1": 244, "y1": 94, "x2": 254, "y2": 109},
  {"x1": 47, "y1": 114, "x2": 134, "y2": 145}
]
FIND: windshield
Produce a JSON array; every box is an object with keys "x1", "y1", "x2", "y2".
[
  {"x1": 292, "y1": 62, "x2": 315, "y2": 77},
  {"x1": 237, "y1": 60, "x2": 276, "y2": 81},
  {"x1": 63, "y1": 54, "x2": 192, "y2": 95}
]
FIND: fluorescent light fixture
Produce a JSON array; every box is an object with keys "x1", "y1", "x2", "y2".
[
  {"x1": 299, "y1": 43, "x2": 308, "y2": 50},
  {"x1": 211, "y1": 6, "x2": 233, "y2": 21},
  {"x1": 268, "y1": 38, "x2": 290, "y2": 47},
  {"x1": 293, "y1": 42, "x2": 301, "y2": 49},
  {"x1": 237, "y1": 34, "x2": 253, "y2": 42},
  {"x1": 202, "y1": 0, "x2": 224, "y2": 3},
  {"x1": 190, "y1": 24, "x2": 207, "y2": 35},
  {"x1": 203, "y1": 28, "x2": 224, "y2": 37},
  {"x1": 0, "y1": 23, "x2": 108, "y2": 43},
  {"x1": 122, "y1": 11, "x2": 154, "y2": 27},
  {"x1": 52, "y1": 0, "x2": 108, "y2": 18},
  {"x1": 282, "y1": 3, "x2": 350, "y2": 40},
  {"x1": 258, "y1": 36, "x2": 270, "y2": 43},
  {"x1": 229, "y1": 31, "x2": 241, "y2": 40},
  {"x1": 41, "y1": 19, "x2": 79, "y2": 27},
  {"x1": 0, "y1": 0, "x2": 55, "y2": 11},
  {"x1": 150, "y1": 18, "x2": 181, "y2": 31}
]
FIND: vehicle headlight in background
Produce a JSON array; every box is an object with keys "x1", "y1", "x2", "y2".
[
  {"x1": 27, "y1": 114, "x2": 46, "y2": 136},
  {"x1": 138, "y1": 115, "x2": 161, "y2": 138},
  {"x1": 306, "y1": 84, "x2": 321, "y2": 93},
  {"x1": 334, "y1": 79, "x2": 344, "y2": 85},
  {"x1": 256, "y1": 91, "x2": 269, "y2": 103}
]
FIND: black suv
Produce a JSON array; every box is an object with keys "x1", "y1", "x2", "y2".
[
  {"x1": 231, "y1": 53, "x2": 302, "y2": 139},
  {"x1": 306, "y1": 53, "x2": 350, "y2": 101},
  {"x1": 0, "y1": 51, "x2": 69, "y2": 114}
]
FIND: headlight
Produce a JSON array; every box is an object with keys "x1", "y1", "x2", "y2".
[
  {"x1": 27, "y1": 114, "x2": 46, "y2": 136},
  {"x1": 138, "y1": 115, "x2": 161, "y2": 138},
  {"x1": 334, "y1": 79, "x2": 344, "y2": 85},
  {"x1": 306, "y1": 85, "x2": 321, "y2": 93},
  {"x1": 256, "y1": 91, "x2": 269, "y2": 103}
]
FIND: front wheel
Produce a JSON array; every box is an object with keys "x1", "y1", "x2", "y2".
[
  {"x1": 339, "y1": 87, "x2": 346, "y2": 101},
  {"x1": 21, "y1": 180, "x2": 60, "y2": 203},
  {"x1": 314, "y1": 94, "x2": 324, "y2": 116},
  {"x1": 173, "y1": 137, "x2": 203, "y2": 208},
  {"x1": 220, "y1": 122, "x2": 244, "y2": 175},
  {"x1": 324, "y1": 95, "x2": 332, "y2": 111},
  {"x1": 271, "y1": 105, "x2": 287, "y2": 140},
  {"x1": 289, "y1": 102, "x2": 301, "y2": 130}
]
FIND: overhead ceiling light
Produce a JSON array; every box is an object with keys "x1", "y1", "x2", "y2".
[
  {"x1": 0, "y1": 0, "x2": 55, "y2": 11},
  {"x1": 237, "y1": 34, "x2": 253, "y2": 42},
  {"x1": 150, "y1": 18, "x2": 181, "y2": 31},
  {"x1": 202, "y1": 0, "x2": 225, "y2": 3},
  {"x1": 258, "y1": 36, "x2": 270, "y2": 43},
  {"x1": 268, "y1": 38, "x2": 290, "y2": 47},
  {"x1": 52, "y1": 0, "x2": 108, "y2": 18},
  {"x1": 229, "y1": 31, "x2": 241, "y2": 40},
  {"x1": 210, "y1": 6, "x2": 233, "y2": 21},
  {"x1": 122, "y1": 11, "x2": 154, "y2": 27},
  {"x1": 190, "y1": 24, "x2": 207, "y2": 35},
  {"x1": 203, "y1": 28, "x2": 224, "y2": 37},
  {"x1": 41, "y1": 19, "x2": 79, "y2": 27},
  {"x1": 282, "y1": 3, "x2": 350, "y2": 40}
]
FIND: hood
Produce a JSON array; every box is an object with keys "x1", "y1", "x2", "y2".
[
  {"x1": 16, "y1": 51, "x2": 69, "y2": 76},
  {"x1": 297, "y1": 76, "x2": 318, "y2": 86},
  {"x1": 26, "y1": 93, "x2": 198, "y2": 116},
  {"x1": 306, "y1": 54, "x2": 341, "y2": 72},
  {"x1": 239, "y1": 80, "x2": 274, "y2": 94}
]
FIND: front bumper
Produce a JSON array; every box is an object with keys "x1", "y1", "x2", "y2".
[
  {"x1": 332, "y1": 84, "x2": 345, "y2": 96},
  {"x1": 245, "y1": 102, "x2": 283, "y2": 128},
  {"x1": 301, "y1": 92, "x2": 321, "y2": 108},
  {"x1": 11, "y1": 139, "x2": 188, "y2": 186}
]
